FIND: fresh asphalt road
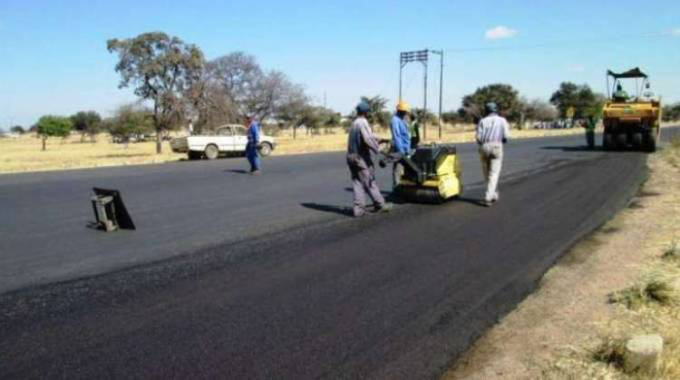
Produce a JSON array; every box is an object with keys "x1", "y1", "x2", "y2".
[{"x1": 0, "y1": 128, "x2": 678, "y2": 379}]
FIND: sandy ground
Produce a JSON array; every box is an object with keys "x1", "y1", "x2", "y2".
[{"x1": 443, "y1": 141, "x2": 680, "y2": 379}]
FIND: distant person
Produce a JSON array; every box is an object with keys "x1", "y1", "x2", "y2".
[
  {"x1": 613, "y1": 83, "x2": 629, "y2": 102},
  {"x1": 584, "y1": 115, "x2": 598, "y2": 149},
  {"x1": 389, "y1": 101, "x2": 411, "y2": 190},
  {"x1": 347, "y1": 101, "x2": 392, "y2": 217},
  {"x1": 245, "y1": 115, "x2": 261, "y2": 174},
  {"x1": 476, "y1": 102, "x2": 510, "y2": 207}
]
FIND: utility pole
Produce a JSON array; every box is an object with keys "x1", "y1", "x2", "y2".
[
  {"x1": 399, "y1": 49, "x2": 429, "y2": 140},
  {"x1": 430, "y1": 50, "x2": 444, "y2": 139}
]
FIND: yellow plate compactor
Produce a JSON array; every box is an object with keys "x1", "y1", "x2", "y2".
[{"x1": 395, "y1": 143, "x2": 463, "y2": 204}]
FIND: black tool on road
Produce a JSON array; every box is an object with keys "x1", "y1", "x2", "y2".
[{"x1": 90, "y1": 188, "x2": 136, "y2": 232}]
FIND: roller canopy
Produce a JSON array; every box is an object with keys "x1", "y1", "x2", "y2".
[{"x1": 607, "y1": 67, "x2": 648, "y2": 79}]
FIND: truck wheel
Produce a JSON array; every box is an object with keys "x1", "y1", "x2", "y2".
[
  {"x1": 204, "y1": 144, "x2": 220, "y2": 160},
  {"x1": 632, "y1": 133, "x2": 643, "y2": 149},
  {"x1": 603, "y1": 133, "x2": 614, "y2": 150},
  {"x1": 258, "y1": 142, "x2": 273, "y2": 157},
  {"x1": 616, "y1": 134, "x2": 628, "y2": 150}
]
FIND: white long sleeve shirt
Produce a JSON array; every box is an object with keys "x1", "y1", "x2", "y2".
[{"x1": 476, "y1": 113, "x2": 510, "y2": 145}]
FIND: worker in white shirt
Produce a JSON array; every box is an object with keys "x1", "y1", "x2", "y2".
[{"x1": 476, "y1": 102, "x2": 510, "y2": 207}]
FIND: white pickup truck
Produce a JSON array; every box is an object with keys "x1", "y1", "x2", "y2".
[{"x1": 170, "y1": 124, "x2": 276, "y2": 160}]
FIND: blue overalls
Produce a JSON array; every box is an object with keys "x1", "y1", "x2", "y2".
[{"x1": 246, "y1": 121, "x2": 260, "y2": 172}]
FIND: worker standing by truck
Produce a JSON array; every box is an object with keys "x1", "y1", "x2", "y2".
[
  {"x1": 476, "y1": 102, "x2": 510, "y2": 207},
  {"x1": 245, "y1": 115, "x2": 261, "y2": 175},
  {"x1": 390, "y1": 101, "x2": 411, "y2": 190},
  {"x1": 347, "y1": 101, "x2": 392, "y2": 217}
]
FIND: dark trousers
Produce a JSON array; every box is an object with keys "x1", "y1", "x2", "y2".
[
  {"x1": 586, "y1": 130, "x2": 595, "y2": 149},
  {"x1": 246, "y1": 144, "x2": 260, "y2": 172}
]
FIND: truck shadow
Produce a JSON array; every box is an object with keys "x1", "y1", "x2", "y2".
[{"x1": 541, "y1": 146, "x2": 603, "y2": 152}]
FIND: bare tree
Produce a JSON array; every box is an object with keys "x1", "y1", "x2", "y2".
[{"x1": 208, "y1": 52, "x2": 303, "y2": 122}]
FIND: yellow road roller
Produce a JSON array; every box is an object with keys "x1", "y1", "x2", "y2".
[
  {"x1": 394, "y1": 143, "x2": 463, "y2": 204},
  {"x1": 603, "y1": 68, "x2": 662, "y2": 152}
]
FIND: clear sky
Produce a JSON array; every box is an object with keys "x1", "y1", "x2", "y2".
[{"x1": 1, "y1": 0, "x2": 679, "y2": 127}]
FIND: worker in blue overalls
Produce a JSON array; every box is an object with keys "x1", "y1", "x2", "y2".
[
  {"x1": 390, "y1": 101, "x2": 411, "y2": 190},
  {"x1": 245, "y1": 115, "x2": 261, "y2": 175}
]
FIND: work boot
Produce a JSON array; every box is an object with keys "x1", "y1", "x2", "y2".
[{"x1": 374, "y1": 202, "x2": 393, "y2": 213}]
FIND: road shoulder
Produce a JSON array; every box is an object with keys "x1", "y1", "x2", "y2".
[{"x1": 443, "y1": 143, "x2": 680, "y2": 379}]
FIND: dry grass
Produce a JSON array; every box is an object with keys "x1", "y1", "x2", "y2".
[
  {"x1": 0, "y1": 125, "x2": 588, "y2": 174},
  {"x1": 443, "y1": 139, "x2": 680, "y2": 380},
  {"x1": 0, "y1": 134, "x2": 184, "y2": 174},
  {"x1": 0, "y1": 123, "x2": 673, "y2": 174},
  {"x1": 608, "y1": 276, "x2": 677, "y2": 310},
  {"x1": 663, "y1": 136, "x2": 680, "y2": 168}
]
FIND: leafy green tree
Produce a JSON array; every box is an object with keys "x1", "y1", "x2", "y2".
[
  {"x1": 107, "y1": 32, "x2": 205, "y2": 153},
  {"x1": 461, "y1": 84, "x2": 522, "y2": 122},
  {"x1": 550, "y1": 82, "x2": 605, "y2": 119},
  {"x1": 71, "y1": 111, "x2": 102, "y2": 142},
  {"x1": 107, "y1": 104, "x2": 154, "y2": 145},
  {"x1": 10, "y1": 125, "x2": 25, "y2": 134},
  {"x1": 36, "y1": 116, "x2": 72, "y2": 151}
]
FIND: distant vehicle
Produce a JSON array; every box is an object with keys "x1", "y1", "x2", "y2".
[{"x1": 170, "y1": 124, "x2": 276, "y2": 160}]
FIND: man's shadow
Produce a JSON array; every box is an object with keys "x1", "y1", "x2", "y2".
[
  {"x1": 223, "y1": 169, "x2": 249, "y2": 174},
  {"x1": 301, "y1": 203, "x2": 353, "y2": 217}
]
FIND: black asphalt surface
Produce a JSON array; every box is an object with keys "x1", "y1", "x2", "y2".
[{"x1": 1, "y1": 127, "x2": 678, "y2": 379}]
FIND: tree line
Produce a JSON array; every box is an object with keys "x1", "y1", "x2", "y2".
[{"x1": 17, "y1": 30, "x2": 675, "y2": 152}]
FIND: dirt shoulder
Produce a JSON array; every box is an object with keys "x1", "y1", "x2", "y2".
[{"x1": 443, "y1": 139, "x2": 680, "y2": 379}]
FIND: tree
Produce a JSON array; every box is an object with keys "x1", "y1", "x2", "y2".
[
  {"x1": 107, "y1": 104, "x2": 154, "y2": 145},
  {"x1": 70, "y1": 111, "x2": 102, "y2": 142},
  {"x1": 662, "y1": 102, "x2": 680, "y2": 122},
  {"x1": 10, "y1": 125, "x2": 25, "y2": 134},
  {"x1": 36, "y1": 116, "x2": 72, "y2": 151},
  {"x1": 107, "y1": 32, "x2": 205, "y2": 153},
  {"x1": 550, "y1": 82, "x2": 605, "y2": 119},
  {"x1": 461, "y1": 84, "x2": 522, "y2": 123},
  {"x1": 276, "y1": 86, "x2": 312, "y2": 139},
  {"x1": 441, "y1": 111, "x2": 463, "y2": 125},
  {"x1": 208, "y1": 52, "x2": 304, "y2": 123},
  {"x1": 523, "y1": 99, "x2": 558, "y2": 122}
]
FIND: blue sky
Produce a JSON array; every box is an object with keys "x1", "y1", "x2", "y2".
[{"x1": 1, "y1": 0, "x2": 679, "y2": 127}]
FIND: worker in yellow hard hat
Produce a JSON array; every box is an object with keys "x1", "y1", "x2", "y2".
[{"x1": 390, "y1": 101, "x2": 412, "y2": 190}]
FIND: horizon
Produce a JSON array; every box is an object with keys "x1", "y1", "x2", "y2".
[{"x1": 1, "y1": 0, "x2": 679, "y2": 128}]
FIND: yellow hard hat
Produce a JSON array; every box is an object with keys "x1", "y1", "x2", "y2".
[{"x1": 396, "y1": 101, "x2": 410, "y2": 112}]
